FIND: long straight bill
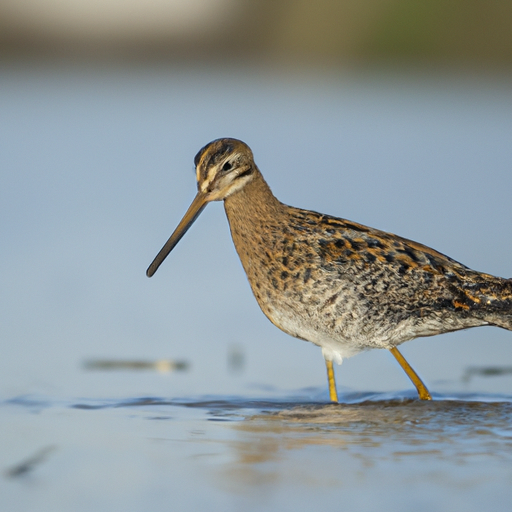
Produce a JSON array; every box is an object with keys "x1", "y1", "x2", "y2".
[{"x1": 146, "y1": 192, "x2": 208, "y2": 277}]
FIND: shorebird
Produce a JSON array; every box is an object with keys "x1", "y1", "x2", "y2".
[{"x1": 147, "y1": 138, "x2": 512, "y2": 402}]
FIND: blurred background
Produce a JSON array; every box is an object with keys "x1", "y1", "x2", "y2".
[
  {"x1": 2, "y1": 2, "x2": 512, "y2": 511},
  {"x1": 1, "y1": 0, "x2": 512, "y2": 400},
  {"x1": 1, "y1": 0, "x2": 512, "y2": 66}
]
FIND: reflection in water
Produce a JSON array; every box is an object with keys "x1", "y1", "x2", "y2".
[
  {"x1": 237, "y1": 399, "x2": 512, "y2": 451},
  {"x1": 220, "y1": 399, "x2": 512, "y2": 490},
  {"x1": 82, "y1": 358, "x2": 189, "y2": 373}
]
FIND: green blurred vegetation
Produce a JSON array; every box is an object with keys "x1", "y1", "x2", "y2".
[
  {"x1": 259, "y1": 0, "x2": 512, "y2": 66},
  {"x1": 366, "y1": 0, "x2": 512, "y2": 64}
]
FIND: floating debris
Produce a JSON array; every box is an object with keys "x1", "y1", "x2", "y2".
[
  {"x1": 4, "y1": 445, "x2": 57, "y2": 479},
  {"x1": 227, "y1": 343, "x2": 245, "y2": 373},
  {"x1": 462, "y1": 366, "x2": 512, "y2": 383},
  {"x1": 83, "y1": 359, "x2": 189, "y2": 373}
]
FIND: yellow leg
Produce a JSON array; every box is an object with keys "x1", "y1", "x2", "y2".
[
  {"x1": 325, "y1": 359, "x2": 339, "y2": 403},
  {"x1": 389, "y1": 346, "x2": 432, "y2": 400}
]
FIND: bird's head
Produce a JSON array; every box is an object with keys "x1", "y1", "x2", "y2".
[
  {"x1": 146, "y1": 138, "x2": 256, "y2": 277},
  {"x1": 194, "y1": 138, "x2": 256, "y2": 201}
]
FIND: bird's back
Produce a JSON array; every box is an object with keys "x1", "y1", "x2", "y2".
[{"x1": 224, "y1": 170, "x2": 512, "y2": 358}]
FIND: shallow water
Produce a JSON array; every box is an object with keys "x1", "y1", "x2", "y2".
[
  {"x1": 1, "y1": 62, "x2": 512, "y2": 510},
  {"x1": 3, "y1": 391, "x2": 512, "y2": 511}
]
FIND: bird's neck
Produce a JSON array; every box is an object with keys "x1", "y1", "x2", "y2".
[
  {"x1": 223, "y1": 169, "x2": 286, "y2": 268},
  {"x1": 223, "y1": 170, "x2": 284, "y2": 227}
]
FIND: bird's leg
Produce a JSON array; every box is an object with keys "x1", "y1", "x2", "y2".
[
  {"x1": 389, "y1": 346, "x2": 432, "y2": 400},
  {"x1": 325, "y1": 359, "x2": 339, "y2": 403}
]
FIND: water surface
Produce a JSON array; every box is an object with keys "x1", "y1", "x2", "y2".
[{"x1": 1, "y1": 62, "x2": 512, "y2": 511}]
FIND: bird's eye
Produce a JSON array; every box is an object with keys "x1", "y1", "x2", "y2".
[{"x1": 222, "y1": 162, "x2": 232, "y2": 171}]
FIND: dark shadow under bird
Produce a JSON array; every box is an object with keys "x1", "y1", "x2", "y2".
[{"x1": 147, "y1": 138, "x2": 512, "y2": 402}]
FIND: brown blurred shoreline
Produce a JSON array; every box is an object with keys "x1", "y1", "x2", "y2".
[{"x1": 1, "y1": 0, "x2": 511, "y2": 68}]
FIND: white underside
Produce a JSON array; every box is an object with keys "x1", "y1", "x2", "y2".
[
  {"x1": 262, "y1": 299, "x2": 461, "y2": 367},
  {"x1": 320, "y1": 340, "x2": 363, "y2": 365},
  {"x1": 266, "y1": 304, "x2": 369, "y2": 365}
]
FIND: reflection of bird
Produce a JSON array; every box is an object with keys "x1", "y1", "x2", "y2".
[{"x1": 147, "y1": 138, "x2": 512, "y2": 402}]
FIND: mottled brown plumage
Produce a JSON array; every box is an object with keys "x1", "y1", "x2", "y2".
[{"x1": 147, "y1": 138, "x2": 512, "y2": 402}]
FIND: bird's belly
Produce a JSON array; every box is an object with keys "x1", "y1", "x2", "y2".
[
  {"x1": 260, "y1": 299, "x2": 392, "y2": 365},
  {"x1": 260, "y1": 292, "x2": 487, "y2": 365}
]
